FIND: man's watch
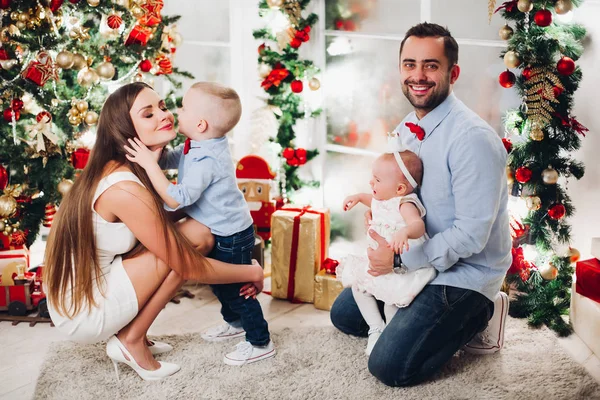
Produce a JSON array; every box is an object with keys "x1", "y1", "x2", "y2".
[{"x1": 393, "y1": 253, "x2": 407, "y2": 274}]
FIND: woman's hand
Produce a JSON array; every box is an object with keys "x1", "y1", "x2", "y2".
[
  {"x1": 124, "y1": 138, "x2": 163, "y2": 170},
  {"x1": 239, "y1": 260, "x2": 264, "y2": 299}
]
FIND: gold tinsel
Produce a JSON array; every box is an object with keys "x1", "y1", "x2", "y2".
[
  {"x1": 489, "y1": 0, "x2": 497, "y2": 23},
  {"x1": 282, "y1": 0, "x2": 302, "y2": 28},
  {"x1": 525, "y1": 67, "x2": 564, "y2": 131}
]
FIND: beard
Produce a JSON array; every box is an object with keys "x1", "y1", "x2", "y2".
[
  {"x1": 246, "y1": 201, "x2": 263, "y2": 211},
  {"x1": 402, "y1": 76, "x2": 451, "y2": 113}
]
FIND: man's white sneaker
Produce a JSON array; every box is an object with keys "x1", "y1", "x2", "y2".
[
  {"x1": 464, "y1": 291, "x2": 509, "y2": 355},
  {"x1": 366, "y1": 326, "x2": 384, "y2": 356},
  {"x1": 223, "y1": 341, "x2": 276, "y2": 366},
  {"x1": 201, "y1": 323, "x2": 245, "y2": 342}
]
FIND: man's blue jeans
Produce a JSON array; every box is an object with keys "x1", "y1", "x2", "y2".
[
  {"x1": 208, "y1": 225, "x2": 270, "y2": 346},
  {"x1": 330, "y1": 284, "x2": 492, "y2": 386}
]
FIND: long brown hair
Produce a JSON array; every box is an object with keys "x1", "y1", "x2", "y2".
[{"x1": 45, "y1": 82, "x2": 209, "y2": 318}]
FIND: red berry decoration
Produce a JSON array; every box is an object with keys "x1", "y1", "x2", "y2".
[
  {"x1": 282, "y1": 147, "x2": 295, "y2": 160},
  {"x1": 295, "y1": 148, "x2": 307, "y2": 158},
  {"x1": 334, "y1": 19, "x2": 344, "y2": 30},
  {"x1": 502, "y1": 138, "x2": 512, "y2": 153},
  {"x1": 295, "y1": 30, "x2": 309, "y2": 43},
  {"x1": 3, "y1": 108, "x2": 19, "y2": 122},
  {"x1": 0, "y1": 48, "x2": 8, "y2": 60},
  {"x1": 290, "y1": 38, "x2": 302, "y2": 49},
  {"x1": 0, "y1": 0, "x2": 11, "y2": 9},
  {"x1": 298, "y1": 156, "x2": 307, "y2": 165},
  {"x1": 515, "y1": 166, "x2": 532, "y2": 183},
  {"x1": 291, "y1": 80, "x2": 303, "y2": 93},
  {"x1": 287, "y1": 157, "x2": 300, "y2": 167},
  {"x1": 522, "y1": 67, "x2": 533, "y2": 80},
  {"x1": 553, "y1": 86, "x2": 564, "y2": 98},
  {"x1": 303, "y1": 26, "x2": 311, "y2": 34},
  {"x1": 548, "y1": 203, "x2": 566, "y2": 220},
  {"x1": 10, "y1": 98, "x2": 23, "y2": 112},
  {"x1": 499, "y1": 70, "x2": 516, "y2": 88},
  {"x1": 107, "y1": 14, "x2": 123, "y2": 30},
  {"x1": 0, "y1": 165, "x2": 8, "y2": 190},
  {"x1": 36, "y1": 110, "x2": 52, "y2": 122},
  {"x1": 49, "y1": 0, "x2": 63, "y2": 12},
  {"x1": 534, "y1": 9, "x2": 553, "y2": 27},
  {"x1": 557, "y1": 56, "x2": 575, "y2": 76},
  {"x1": 139, "y1": 59, "x2": 152, "y2": 72}
]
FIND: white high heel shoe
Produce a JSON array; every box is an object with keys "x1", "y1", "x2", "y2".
[
  {"x1": 147, "y1": 340, "x2": 173, "y2": 356},
  {"x1": 106, "y1": 336, "x2": 180, "y2": 381}
]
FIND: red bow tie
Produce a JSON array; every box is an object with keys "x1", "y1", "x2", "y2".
[
  {"x1": 183, "y1": 138, "x2": 191, "y2": 155},
  {"x1": 405, "y1": 122, "x2": 426, "y2": 141}
]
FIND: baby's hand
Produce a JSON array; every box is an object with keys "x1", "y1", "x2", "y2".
[
  {"x1": 343, "y1": 195, "x2": 360, "y2": 211},
  {"x1": 388, "y1": 229, "x2": 409, "y2": 254},
  {"x1": 124, "y1": 138, "x2": 162, "y2": 170}
]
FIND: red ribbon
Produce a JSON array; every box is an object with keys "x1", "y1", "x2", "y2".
[
  {"x1": 281, "y1": 205, "x2": 327, "y2": 302},
  {"x1": 495, "y1": 0, "x2": 518, "y2": 13},
  {"x1": 261, "y1": 67, "x2": 290, "y2": 90},
  {"x1": 552, "y1": 113, "x2": 589, "y2": 137},
  {"x1": 321, "y1": 258, "x2": 339, "y2": 275},
  {"x1": 405, "y1": 122, "x2": 425, "y2": 141},
  {"x1": 183, "y1": 138, "x2": 191, "y2": 155}
]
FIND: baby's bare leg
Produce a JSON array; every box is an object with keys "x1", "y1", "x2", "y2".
[{"x1": 177, "y1": 218, "x2": 215, "y2": 256}]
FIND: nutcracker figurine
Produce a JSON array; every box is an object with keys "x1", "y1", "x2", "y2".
[{"x1": 236, "y1": 155, "x2": 276, "y2": 241}]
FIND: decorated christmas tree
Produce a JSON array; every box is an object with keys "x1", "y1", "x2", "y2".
[
  {"x1": 253, "y1": 0, "x2": 321, "y2": 202},
  {"x1": 0, "y1": 0, "x2": 189, "y2": 248},
  {"x1": 492, "y1": 0, "x2": 587, "y2": 336}
]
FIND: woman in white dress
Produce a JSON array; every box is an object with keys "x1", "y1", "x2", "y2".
[{"x1": 44, "y1": 83, "x2": 263, "y2": 381}]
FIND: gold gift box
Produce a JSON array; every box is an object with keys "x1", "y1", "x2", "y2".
[
  {"x1": 270, "y1": 206, "x2": 330, "y2": 303},
  {"x1": 314, "y1": 269, "x2": 344, "y2": 311}
]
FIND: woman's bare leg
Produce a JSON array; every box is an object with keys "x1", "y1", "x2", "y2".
[{"x1": 116, "y1": 251, "x2": 184, "y2": 370}]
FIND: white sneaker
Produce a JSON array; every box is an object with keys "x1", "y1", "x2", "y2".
[
  {"x1": 201, "y1": 323, "x2": 246, "y2": 342},
  {"x1": 464, "y1": 291, "x2": 509, "y2": 355},
  {"x1": 366, "y1": 326, "x2": 384, "y2": 356},
  {"x1": 223, "y1": 341, "x2": 276, "y2": 366}
]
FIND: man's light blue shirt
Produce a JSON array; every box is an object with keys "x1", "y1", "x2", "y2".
[
  {"x1": 160, "y1": 137, "x2": 253, "y2": 237},
  {"x1": 396, "y1": 92, "x2": 512, "y2": 301}
]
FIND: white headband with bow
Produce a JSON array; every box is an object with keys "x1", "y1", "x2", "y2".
[{"x1": 386, "y1": 130, "x2": 418, "y2": 189}]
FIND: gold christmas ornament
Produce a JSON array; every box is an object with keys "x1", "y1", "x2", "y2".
[
  {"x1": 96, "y1": 61, "x2": 116, "y2": 80},
  {"x1": 87, "y1": 0, "x2": 101, "y2": 6},
  {"x1": 525, "y1": 196, "x2": 542, "y2": 210},
  {"x1": 0, "y1": 221, "x2": 4, "y2": 231},
  {"x1": 554, "y1": 0, "x2": 573, "y2": 15},
  {"x1": 517, "y1": 0, "x2": 533, "y2": 13},
  {"x1": 539, "y1": 262, "x2": 558, "y2": 280},
  {"x1": 258, "y1": 64, "x2": 271, "y2": 78},
  {"x1": 506, "y1": 166, "x2": 515, "y2": 184},
  {"x1": 57, "y1": 179, "x2": 74, "y2": 196},
  {"x1": 132, "y1": 72, "x2": 144, "y2": 82},
  {"x1": 0, "y1": 59, "x2": 18, "y2": 70},
  {"x1": 0, "y1": 195, "x2": 17, "y2": 218},
  {"x1": 308, "y1": 77, "x2": 321, "y2": 91},
  {"x1": 69, "y1": 26, "x2": 91, "y2": 42},
  {"x1": 542, "y1": 166, "x2": 559, "y2": 185},
  {"x1": 77, "y1": 67, "x2": 100, "y2": 87},
  {"x1": 131, "y1": 6, "x2": 144, "y2": 18},
  {"x1": 267, "y1": 0, "x2": 284, "y2": 7},
  {"x1": 68, "y1": 115, "x2": 82, "y2": 126},
  {"x1": 84, "y1": 111, "x2": 99, "y2": 125},
  {"x1": 499, "y1": 24, "x2": 514, "y2": 41},
  {"x1": 503, "y1": 51, "x2": 521, "y2": 69},
  {"x1": 76, "y1": 100, "x2": 89, "y2": 113},
  {"x1": 16, "y1": 21, "x2": 26, "y2": 30},
  {"x1": 56, "y1": 50, "x2": 75, "y2": 69},
  {"x1": 567, "y1": 247, "x2": 580, "y2": 263},
  {"x1": 530, "y1": 126, "x2": 544, "y2": 141},
  {"x1": 72, "y1": 53, "x2": 87, "y2": 70}
]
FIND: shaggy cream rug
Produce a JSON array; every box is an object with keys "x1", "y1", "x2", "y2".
[{"x1": 34, "y1": 317, "x2": 600, "y2": 400}]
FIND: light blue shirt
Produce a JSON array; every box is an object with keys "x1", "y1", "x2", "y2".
[
  {"x1": 160, "y1": 137, "x2": 253, "y2": 237},
  {"x1": 396, "y1": 92, "x2": 512, "y2": 301}
]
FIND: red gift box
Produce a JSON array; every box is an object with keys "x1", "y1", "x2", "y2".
[
  {"x1": 125, "y1": 25, "x2": 152, "y2": 46},
  {"x1": 576, "y1": 258, "x2": 600, "y2": 304}
]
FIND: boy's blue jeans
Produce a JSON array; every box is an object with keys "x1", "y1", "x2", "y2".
[
  {"x1": 330, "y1": 284, "x2": 492, "y2": 386},
  {"x1": 208, "y1": 224, "x2": 270, "y2": 346}
]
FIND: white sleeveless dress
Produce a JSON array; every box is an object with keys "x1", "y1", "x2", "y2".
[
  {"x1": 336, "y1": 194, "x2": 437, "y2": 307},
  {"x1": 48, "y1": 172, "x2": 142, "y2": 344}
]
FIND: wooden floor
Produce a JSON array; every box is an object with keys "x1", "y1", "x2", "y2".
[{"x1": 1, "y1": 238, "x2": 599, "y2": 399}]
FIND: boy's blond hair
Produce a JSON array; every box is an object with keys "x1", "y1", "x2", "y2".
[{"x1": 190, "y1": 82, "x2": 242, "y2": 136}]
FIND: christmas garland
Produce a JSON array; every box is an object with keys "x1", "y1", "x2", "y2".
[
  {"x1": 253, "y1": 0, "x2": 321, "y2": 201},
  {"x1": 0, "y1": 0, "x2": 190, "y2": 247},
  {"x1": 493, "y1": 0, "x2": 586, "y2": 336}
]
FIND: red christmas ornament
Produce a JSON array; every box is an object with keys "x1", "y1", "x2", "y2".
[
  {"x1": 10, "y1": 230, "x2": 26, "y2": 247},
  {"x1": 519, "y1": 262, "x2": 532, "y2": 282},
  {"x1": 0, "y1": 0, "x2": 10, "y2": 9},
  {"x1": 282, "y1": 147, "x2": 295, "y2": 160},
  {"x1": 298, "y1": 156, "x2": 307, "y2": 165},
  {"x1": 557, "y1": 56, "x2": 575, "y2": 76},
  {"x1": 3, "y1": 108, "x2": 19, "y2": 122},
  {"x1": 0, "y1": 165, "x2": 7, "y2": 190},
  {"x1": 502, "y1": 137, "x2": 513, "y2": 153},
  {"x1": 290, "y1": 38, "x2": 302, "y2": 49},
  {"x1": 10, "y1": 98, "x2": 23, "y2": 112},
  {"x1": 295, "y1": 148, "x2": 307, "y2": 158},
  {"x1": 303, "y1": 26, "x2": 311, "y2": 34},
  {"x1": 0, "y1": 48, "x2": 9, "y2": 60},
  {"x1": 347, "y1": 131, "x2": 359, "y2": 147},
  {"x1": 107, "y1": 14, "x2": 123, "y2": 30},
  {"x1": 344, "y1": 20, "x2": 357, "y2": 31},
  {"x1": 287, "y1": 157, "x2": 300, "y2": 167},
  {"x1": 548, "y1": 203, "x2": 566, "y2": 220},
  {"x1": 291, "y1": 80, "x2": 303, "y2": 93},
  {"x1": 49, "y1": 0, "x2": 64, "y2": 12},
  {"x1": 334, "y1": 19, "x2": 344, "y2": 30},
  {"x1": 139, "y1": 59, "x2": 152, "y2": 72},
  {"x1": 553, "y1": 86, "x2": 564, "y2": 98},
  {"x1": 71, "y1": 148, "x2": 90, "y2": 170},
  {"x1": 155, "y1": 55, "x2": 173, "y2": 75},
  {"x1": 534, "y1": 9, "x2": 553, "y2": 27},
  {"x1": 522, "y1": 67, "x2": 532, "y2": 80},
  {"x1": 36, "y1": 110, "x2": 52, "y2": 122},
  {"x1": 138, "y1": 0, "x2": 164, "y2": 26},
  {"x1": 43, "y1": 203, "x2": 57, "y2": 228},
  {"x1": 499, "y1": 70, "x2": 516, "y2": 88},
  {"x1": 515, "y1": 166, "x2": 532, "y2": 183}
]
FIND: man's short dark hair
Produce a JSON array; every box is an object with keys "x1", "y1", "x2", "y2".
[{"x1": 399, "y1": 22, "x2": 459, "y2": 68}]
